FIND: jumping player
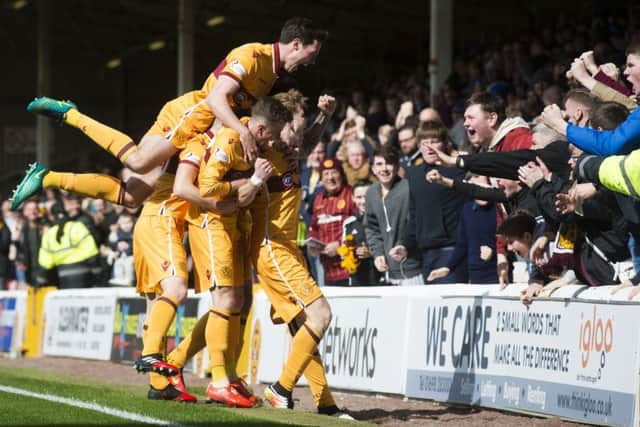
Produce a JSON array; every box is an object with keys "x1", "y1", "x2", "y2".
[{"x1": 9, "y1": 17, "x2": 327, "y2": 210}]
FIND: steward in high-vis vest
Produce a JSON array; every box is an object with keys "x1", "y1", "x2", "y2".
[{"x1": 37, "y1": 204, "x2": 100, "y2": 289}]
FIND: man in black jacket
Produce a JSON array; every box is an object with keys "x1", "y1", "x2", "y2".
[{"x1": 389, "y1": 122, "x2": 466, "y2": 283}]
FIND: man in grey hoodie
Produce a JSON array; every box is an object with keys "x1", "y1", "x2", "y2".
[{"x1": 364, "y1": 146, "x2": 423, "y2": 285}]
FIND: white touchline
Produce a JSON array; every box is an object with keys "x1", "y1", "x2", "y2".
[{"x1": 0, "y1": 385, "x2": 186, "y2": 426}]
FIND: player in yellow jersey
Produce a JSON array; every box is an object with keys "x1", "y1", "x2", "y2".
[
  {"x1": 130, "y1": 137, "x2": 202, "y2": 402},
  {"x1": 186, "y1": 97, "x2": 291, "y2": 408},
  {"x1": 236, "y1": 90, "x2": 352, "y2": 419},
  {"x1": 139, "y1": 124, "x2": 241, "y2": 403},
  {"x1": 130, "y1": 132, "x2": 237, "y2": 402},
  {"x1": 149, "y1": 91, "x2": 351, "y2": 418},
  {"x1": 10, "y1": 17, "x2": 327, "y2": 210}
]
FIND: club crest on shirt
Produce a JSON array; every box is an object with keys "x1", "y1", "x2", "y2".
[
  {"x1": 300, "y1": 283, "x2": 312, "y2": 296},
  {"x1": 415, "y1": 157, "x2": 424, "y2": 166},
  {"x1": 337, "y1": 199, "x2": 346, "y2": 210},
  {"x1": 282, "y1": 173, "x2": 294, "y2": 189},
  {"x1": 221, "y1": 266, "x2": 232, "y2": 278},
  {"x1": 161, "y1": 261, "x2": 170, "y2": 272}
]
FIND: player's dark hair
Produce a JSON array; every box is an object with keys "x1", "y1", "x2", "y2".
[{"x1": 279, "y1": 17, "x2": 328, "y2": 45}]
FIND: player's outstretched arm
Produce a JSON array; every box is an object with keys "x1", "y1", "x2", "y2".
[{"x1": 206, "y1": 76, "x2": 257, "y2": 162}]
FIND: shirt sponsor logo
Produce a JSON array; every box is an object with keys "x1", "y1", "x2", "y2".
[
  {"x1": 317, "y1": 214, "x2": 343, "y2": 225},
  {"x1": 228, "y1": 60, "x2": 246, "y2": 78},
  {"x1": 214, "y1": 148, "x2": 229, "y2": 163},
  {"x1": 183, "y1": 152, "x2": 200, "y2": 164}
]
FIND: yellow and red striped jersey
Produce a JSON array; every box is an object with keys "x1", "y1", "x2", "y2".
[
  {"x1": 140, "y1": 137, "x2": 207, "y2": 219},
  {"x1": 186, "y1": 119, "x2": 252, "y2": 226}
]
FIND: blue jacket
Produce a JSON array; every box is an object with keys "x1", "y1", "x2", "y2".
[{"x1": 567, "y1": 107, "x2": 640, "y2": 156}]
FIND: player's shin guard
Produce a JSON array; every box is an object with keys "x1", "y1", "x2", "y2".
[
  {"x1": 287, "y1": 322, "x2": 335, "y2": 409},
  {"x1": 142, "y1": 295, "x2": 179, "y2": 356},
  {"x1": 206, "y1": 307, "x2": 232, "y2": 384},
  {"x1": 278, "y1": 321, "x2": 321, "y2": 392}
]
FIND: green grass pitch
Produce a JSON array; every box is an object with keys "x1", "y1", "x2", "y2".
[{"x1": 0, "y1": 366, "x2": 365, "y2": 426}]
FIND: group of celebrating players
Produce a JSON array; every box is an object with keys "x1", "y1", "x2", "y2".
[{"x1": 10, "y1": 17, "x2": 352, "y2": 418}]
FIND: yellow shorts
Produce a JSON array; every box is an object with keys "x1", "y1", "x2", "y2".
[
  {"x1": 188, "y1": 217, "x2": 246, "y2": 293},
  {"x1": 145, "y1": 94, "x2": 213, "y2": 150},
  {"x1": 134, "y1": 215, "x2": 188, "y2": 295},
  {"x1": 253, "y1": 239, "x2": 323, "y2": 324}
]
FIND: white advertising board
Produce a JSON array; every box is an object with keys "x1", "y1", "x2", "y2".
[
  {"x1": 252, "y1": 287, "x2": 411, "y2": 394},
  {"x1": 43, "y1": 290, "x2": 116, "y2": 360},
  {"x1": 404, "y1": 288, "x2": 640, "y2": 426}
]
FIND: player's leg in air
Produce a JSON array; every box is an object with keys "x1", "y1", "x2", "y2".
[{"x1": 10, "y1": 95, "x2": 203, "y2": 210}]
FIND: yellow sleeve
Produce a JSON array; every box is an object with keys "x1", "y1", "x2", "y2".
[
  {"x1": 180, "y1": 135, "x2": 207, "y2": 170},
  {"x1": 198, "y1": 130, "x2": 244, "y2": 198},
  {"x1": 219, "y1": 45, "x2": 258, "y2": 86}
]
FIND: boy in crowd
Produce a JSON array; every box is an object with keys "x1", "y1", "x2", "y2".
[
  {"x1": 389, "y1": 122, "x2": 466, "y2": 283},
  {"x1": 364, "y1": 145, "x2": 422, "y2": 285}
]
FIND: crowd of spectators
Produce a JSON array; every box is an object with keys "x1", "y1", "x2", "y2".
[
  {"x1": 2, "y1": 13, "x2": 640, "y2": 306},
  {"x1": 0, "y1": 187, "x2": 140, "y2": 290}
]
